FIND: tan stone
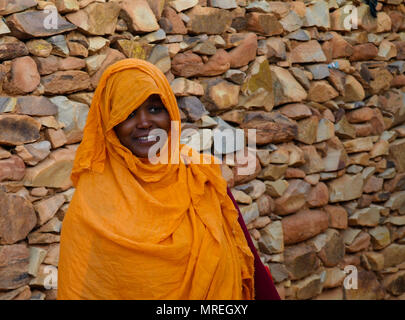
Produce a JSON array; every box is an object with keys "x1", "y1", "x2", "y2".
[
  {"x1": 0, "y1": 0, "x2": 37, "y2": 15},
  {"x1": 33, "y1": 55, "x2": 60, "y2": 75},
  {"x1": 26, "y1": 39, "x2": 53, "y2": 58},
  {"x1": 53, "y1": 0, "x2": 80, "y2": 13},
  {"x1": 349, "y1": 207, "x2": 380, "y2": 227},
  {"x1": 257, "y1": 164, "x2": 288, "y2": 181},
  {"x1": 15, "y1": 141, "x2": 51, "y2": 166},
  {"x1": 300, "y1": 145, "x2": 324, "y2": 174},
  {"x1": 34, "y1": 189, "x2": 53, "y2": 204},
  {"x1": 0, "y1": 285, "x2": 31, "y2": 300},
  {"x1": 247, "y1": 216, "x2": 271, "y2": 230},
  {"x1": 290, "y1": 40, "x2": 327, "y2": 64},
  {"x1": 15, "y1": 96, "x2": 57, "y2": 117},
  {"x1": 5, "y1": 9, "x2": 76, "y2": 38},
  {"x1": 269, "y1": 148, "x2": 289, "y2": 164},
  {"x1": 221, "y1": 164, "x2": 234, "y2": 188},
  {"x1": 23, "y1": 147, "x2": 76, "y2": 188},
  {"x1": 66, "y1": 2, "x2": 121, "y2": 35},
  {"x1": 347, "y1": 107, "x2": 376, "y2": 123},
  {"x1": 284, "y1": 243, "x2": 319, "y2": 280},
  {"x1": 346, "y1": 231, "x2": 371, "y2": 253},
  {"x1": 323, "y1": 267, "x2": 346, "y2": 289},
  {"x1": 171, "y1": 51, "x2": 203, "y2": 77},
  {"x1": 0, "y1": 155, "x2": 25, "y2": 183},
  {"x1": 376, "y1": 12, "x2": 392, "y2": 33},
  {"x1": 89, "y1": 48, "x2": 125, "y2": 88},
  {"x1": 383, "y1": 271, "x2": 405, "y2": 296},
  {"x1": 383, "y1": 244, "x2": 405, "y2": 268},
  {"x1": 0, "y1": 115, "x2": 41, "y2": 146},
  {"x1": 369, "y1": 68, "x2": 394, "y2": 95},
  {"x1": 328, "y1": 174, "x2": 364, "y2": 203},
  {"x1": 43, "y1": 243, "x2": 60, "y2": 266},
  {"x1": 50, "y1": 96, "x2": 89, "y2": 144},
  {"x1": 240, "y1": 112, "x2": 297, "y2": 145},
  {"x1": 304, "y1": 174, "x2": 320, "y2": 186},
  {"x1": 296, "y1": 116, "x2": 318, "y2": 145},
  {"x1": 278, "y1": 103, "x2": 312, "y2": 120},
  {"x1": 41, "y1": 70, "x2": 91, "y2": 95},
  {"x1": 369, "y1": 226, "x2": 391, "y2": 250},
  {"x1": 265, "y1": 179, "x2": 288, "y2": 198},
  {"x1": 335, "y1": 115, "x2": 356, "y2": 139},
  {"x1": 258, "y1": 221, "x2": 284, "y2": 254},
  {"x1": 45, "y1": 129, "x2": 68, "y2": 149},
  {"x1": 0, "y1": 244, "x2": 30, "y2": 290},
  {"x1": 364, "y1": 252, "x2": 384, "y2": 271},
  {"x1": 28, "y1": 247, "x2": 47, "y2": 277},
  {"x1": 231, "y1": 189, "x2": 252, "y2": 205},
  {"x1": 34, "y1": 194, "x2": 65, "y2": 226},
  {"x1": 343, "y1": 137, "x2": 374, "y2": 153},
  {"x1": 307, "y1": 80, "x2": 339, "y2": 103},
  {"x1": 316, "y1": 118, "x2": 335, "y2": 143},
  {"x1": 307, "y1": 182, "x2": 329, "y2": 208},
  {"x1": 274, "y1": 179, "x2": 311, "y2": 216},
  {"x1": 199, "y1": 49, "x2": 231, "y2": 76},
  {"x1": 171, "y1": 78, "x2": 204, "y2": 96},
  {"x1": 329, "y1": 32, "x2": 353, "y2": 57},
  {"x1": 385, "y1": 191, "x2": 405, "y2": 215},
  {"x1": 257, "y1": 194, "x2": 274, "y2": 216},
  {"x1": 282, "y1": 209, "x2": 329, "y2": 245},
  {"x1": 160, "y1": 6, "x2": 187, "y2": 35},
  {"x1": 201, "y1": 78, "x2": 239, "y2": 111},
  {"x1": 389, "y1": 138, "x2": 405, "y2": 173},
  {"x1": 87, "y1": 36, "x2": 110, "y2": 54},
  {"x1": 291, "y1": 273, "x2": 324, "y2": 300},
  {"x1": 246, "y1": 12, "x2": 283, "y2": 36},
  {"x1": 228, "y1": 33, "x2": 257, "y2": 68},
  {"x1": 344, "y1": 270, "x2": 384, "y2": 300},
  {"x1": 350, "y1": 42, "x2": 379, "y2": 61},
  {"x1": 58, "y1": 57, "x2": 85, "y2": 71},
  {"x1": 27, "y1": 232, "x2": 60, "y2": 245},
  {"x1": 377, "y1": 40, "x2": 397, "y2": 61},
  {"x1": 37, "y1": 217, "x2": 62, "y2": 233},
  {"x1": 322, "y1": 137, "x2": 349, "y2": 172},
  {"x1": 247, "y1": 179, "x2": 266, "y2": 200},
  {"x1": 343, "y1": 75, "x2": 365, "y2": 102},
  {"x1": 316, "y1": 229, "x2": 345, "y2": 267},
  {"x1": 0, "y1": 147, "x2": 11, "y2": 160},
  {"x1": 239, "y1": 202, "x2": 259, "y2": 225},
  {"x1": 232, "y1": 149, "x2": 261, "y2": 186},
  {"x1": 186, "y1": 5, "x2": 233, "y2": 35},
  {"x1": 0, "y1": 190, "x2": 36, "y2": 245},
  {"x1": 4, "y1": 56, "x2": 40, "y2": 94}
]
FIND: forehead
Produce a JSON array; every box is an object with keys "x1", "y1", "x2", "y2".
[{"x1": 144, "y1": 94, "x2": 164, "y2": 105}]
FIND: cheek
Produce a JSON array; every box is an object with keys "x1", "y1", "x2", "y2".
[
  {"x1": 114, "y1": 121, "x2": 133, "y2": 141},
  {"x1": 157, "y1": 113, "x2": 171, "y2": 131}
]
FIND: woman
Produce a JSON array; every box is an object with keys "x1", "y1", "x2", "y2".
[{"x1": 57, "y1": 58, "x2": 280, "y2": 300}]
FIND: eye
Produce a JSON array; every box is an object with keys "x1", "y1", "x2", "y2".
[
  {"x1": 128, "y1": 110, "x2": 137, "y2": 118},
  {"x1": 148, "y1": 105, "x2": 165, "y2": 114}
]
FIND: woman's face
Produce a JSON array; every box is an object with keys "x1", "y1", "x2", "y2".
[{"x1": 114, "y1": 95, "x2": 171, "y2": 158}]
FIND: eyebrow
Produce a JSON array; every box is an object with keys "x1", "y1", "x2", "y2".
[{"x1": 148, "y1": 98, "x2": 164, "y2": 105}]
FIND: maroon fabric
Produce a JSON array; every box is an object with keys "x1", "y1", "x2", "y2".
[{"x1": 227, "y1": 187, "x2": 281, "y2": 300}]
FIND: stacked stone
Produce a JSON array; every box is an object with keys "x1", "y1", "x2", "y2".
[{"x1": 0, "y1": 0, "x2": 405, "y2": 300}]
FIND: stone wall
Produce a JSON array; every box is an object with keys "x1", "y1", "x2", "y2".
[{"x1": 1, "y1": 0, "x2": 405, "y2": 300}]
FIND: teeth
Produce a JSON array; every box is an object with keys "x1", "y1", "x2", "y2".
[{"x1": 137, "y1": 135, "x2": 158, "y2": 142}]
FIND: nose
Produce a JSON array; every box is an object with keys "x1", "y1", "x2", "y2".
[{"x1": 135, "y1": 108, "x2": 152, "y2": 129}]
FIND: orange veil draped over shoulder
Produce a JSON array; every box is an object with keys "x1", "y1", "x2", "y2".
[{"x1": 57, "y1": 59, "x2": 254, "y2": 300}]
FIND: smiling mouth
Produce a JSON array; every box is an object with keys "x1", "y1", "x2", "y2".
[{"x1": 134, "y1": 135, "x2": 160, "y2": 144}]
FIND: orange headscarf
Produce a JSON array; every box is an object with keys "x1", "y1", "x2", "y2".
[{"x1": 57, "y1": 58, "x2": 254, "y2": 300}]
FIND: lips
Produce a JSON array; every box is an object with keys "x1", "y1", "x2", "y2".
[{"x1": 133, "y1": 134, "x2": 160, "y2": 144}]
